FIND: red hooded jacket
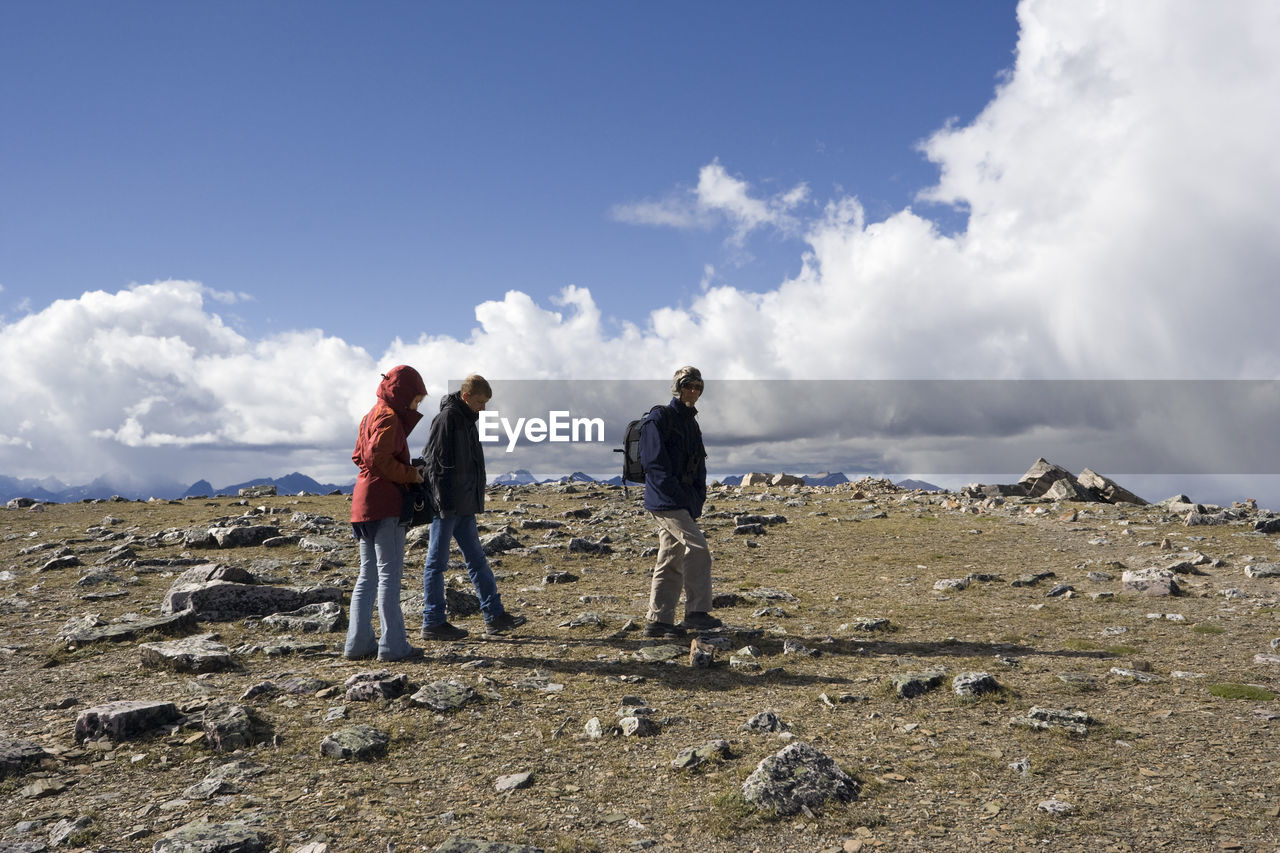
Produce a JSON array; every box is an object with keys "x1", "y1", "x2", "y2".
[{"x1": 351, "y1": 365, "x2": 427, "y2": 523}]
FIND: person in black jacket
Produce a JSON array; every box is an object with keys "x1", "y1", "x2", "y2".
[
  {"x1": 419, "y1": 374, "x2": 526, "y2": 639},
  {"x1": 639, "y1": 365, "x2": 721, "y2": 638}
]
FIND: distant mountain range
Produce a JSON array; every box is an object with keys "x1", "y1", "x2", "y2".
[
  {"x1": 3, "y1": 470, "x2": 943, "y2": 504},
  {"x1": 0, "y1": 472, "x2": 352, "y2": 504},
  {"x1": 490, "y1": 470, "x2": 942, "y2": 491}
]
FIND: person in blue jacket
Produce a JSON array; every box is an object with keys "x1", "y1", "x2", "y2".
[{"x1": 639, "y1": 365, "x2": 721, "y2": 638}]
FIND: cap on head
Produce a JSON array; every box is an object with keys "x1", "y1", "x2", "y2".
[{"x1": 670, "y1": 365, "x2": 704, "y2": 396}]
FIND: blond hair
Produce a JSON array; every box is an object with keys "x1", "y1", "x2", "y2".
[{"x1": 460, "y1": 374, "x2": 492, "y2": 399}]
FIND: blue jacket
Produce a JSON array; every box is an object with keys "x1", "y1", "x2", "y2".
[{"x1": 640, "y1": 397, "x2": 707, "y2": 518}]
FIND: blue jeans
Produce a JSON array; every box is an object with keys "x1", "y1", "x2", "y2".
[
  {"x1": 344, "y1": 516, "x2": 412, "y2": 659},
  {"x1": 422, "y1": 513, "x2": 503, "y2": 627}
]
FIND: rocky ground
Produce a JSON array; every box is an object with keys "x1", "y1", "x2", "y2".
[{"x1": 3, "y1": 478, "x2": 1280, "y2": 853}]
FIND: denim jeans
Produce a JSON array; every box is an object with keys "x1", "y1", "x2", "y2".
[
  {"x1": 344, "y1": 516, "x2": 412, "y2": 659},
  {"x1": 422, "y1": 513, "x2": 503, "y2": 627}
]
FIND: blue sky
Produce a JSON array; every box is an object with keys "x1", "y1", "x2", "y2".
[
  {"x1": 2, "y1": 1, "x2": 1279, "y2": 504},
  {"x1": 3, "y1": 1, "x2": 1015, "y2": 354}
]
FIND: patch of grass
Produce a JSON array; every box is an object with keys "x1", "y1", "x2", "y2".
[
  {"x1": 1191, "y1": 624, "x2": 1226, "y2": 635},
  {"x1": 40, "y1": 644, "x2": 106, "y2": 669},
  {"x1": 1207, "y1": 683, "x2": 1276, "y2": 701},
  {"x1": 67, "y1": 826, "x2": 99, "y2": 846},
  {"x1": 1062, "y1": 639, "x2": 1102, "y2": 651},
  {"x1": 705, "y1": 789, "x2": 759, "y2": 839}
]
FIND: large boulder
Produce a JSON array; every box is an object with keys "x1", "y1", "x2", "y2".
[
  {"x1": 1018, "y1": 458, "x2": 1076, "y2": 498},
  {"x1": 74, "y1": 700, "x2": 180, "y2": 743},
  {"x1": 0, "y1": 737, "x2": 51, "y2": 780},
  {"x1": 320, "y1": 725, "x2": 389, "y2": 760},
  {"x1": 1077, "y1": 468, "x2": 1148, "y2": 505},
  {"x1": 344, "y1": 671, "x2": 409, "y2": 702},
  {"x1": 139, "y1": 634, "x2": 234, "y2": 673},
  {"x1": 258, "y1": 601, "x2": 344, "y2": 633},
  {"x1": 1044, "y1": 478, "x2": 1096, "y2": 502},
  {"x1": 210, "y1": 525, "x2": 280, "y2": 548},
  {"x1": 203, "y1": 702, "x2": 273, "y2": 753},
  {"x1": 162, "y1": 565, "x2": 341, "y2": 620},
  {"x1": 153, "y1": 817, "x2": 270, "y2": 853},
  {"x1": 239, "y1": 484, "x2": 278, "y2": 498},
  {"x1": 55, "y1": 608, "x2": 199, "y2": 647},
  {"x1": 1122, "y1": 567, "x2": 1179, "y2": 596},
  {"x1": 741, "y1": 741, "x2": 859, "y2": 815}
]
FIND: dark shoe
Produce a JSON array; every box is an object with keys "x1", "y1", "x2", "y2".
[
  {"x1": 421, "y1": 622, "x2": 468, "y2": 641},
  {"x1": 643, "y1": 620, "x2": 687, "y2": 639},
  {"x1": 682, "y1": 611, "x2": 723, "y2": 631},
  {"x1": 378, "y1": 645, "x2": 423, "y2": 662},
  {"x1": 484, "y1": 612, "x2": 527, "y2": 634}
]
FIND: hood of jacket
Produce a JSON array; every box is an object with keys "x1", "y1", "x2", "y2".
[
  {"x1": 440, "y1": 390, "x2": 478, "y2": 422},
  {"x1": 376, "y1": 365, "x2": 427, "y2": 433}
]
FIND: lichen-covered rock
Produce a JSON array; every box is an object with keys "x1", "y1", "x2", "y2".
[
  {"x1": 690, "y1": 638, "x2": 716, "y2": 668},
  {"x1": 162, "y1": 564, "x2": 341, "y2": 620},
  {"x1": 411, "y1": 680, "x2": 480, "y2": 712},
  {"x1": 0, "y1": 737, "x2": 50, "y2": 780},
  {"x1": 567, "y1": 537, "x2": 612, "y2": 554},
  {"x1": 139, "y1": 633, "x2": 234, "y2": 673},
  {"x1": 320, "y1": 724, "x2": 389, "y2": 760},
  {"x1": 618, "y1": 715, "x2": 659, "y2": 737},
  {"x1": 344, "y1": 670, "x2": 409, "y2": 702},
  {"x1": 742, "y1": 711, "x2": 786, "y2": 733},
  {"x1": 56, "y1": 608, "x2": 201, "y2": 647},
  {"x1": 430, "y1": 838, "x2": 545, "y2": 853},
  {"x1": 210, "y1": 525, "x2": 280, "y2": 548},
  {"x1": 153, "y1": 817, "x2": 270, "y2": 852},
  {"x1": 202, "y1": 702, "x2": 273, "y2": 753},
  {"x1": 182, "y1": 760, "x2": 268, "y2": 800},
  {"x1": 741, "y1": 741, "x2": 859, "y2": 815},
  {"x1": 258, "y1": 601, "x2": 344, "y2": 633},
  {"x1": 239, "y1": 485, "x2": 278, "y2": 498},
  {"x1": 890, "y1": 670, "x2": 946, "y2": 699},
  {"x1": 671, "y1": 738, "x2": 732, "y2": 770},
  {"x1": 1122, "y1": 567, "x2": 1179, "y2": 596},
  {"x1": 481, "y1": 532, "x2": 523, "y2": 555},
  {"x1": 74, "y1": 700, "x2": 179, "y2": 743},
  {"x1": 953, "y1": 671, "x2": 1000, "y2": 696}
]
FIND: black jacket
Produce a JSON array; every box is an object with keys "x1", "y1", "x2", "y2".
[
  {"x1": 423, "y1": 392, "x2": 487, "y2": 517},
  {"x1": 640, "y1": 397, "x2": 707, "y2": 518}
]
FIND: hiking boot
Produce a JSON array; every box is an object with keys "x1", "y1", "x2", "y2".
[
  {"x1": 682, "y1": 611, "x2": 723, "y2": 631},
  {"x1": 484, "y1": 611, "x2": 527, "y2": 634},
  {"x1": 420, "y1": 622, "x2": 468, "y2": 641},
  {"x1": 643, "y1": 620, "x2": 687, "y2": 639}
]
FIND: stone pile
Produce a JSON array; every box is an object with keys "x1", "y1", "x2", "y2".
[{"x1": 964, "y1": 457, "x2": 1148, "y2": 505}]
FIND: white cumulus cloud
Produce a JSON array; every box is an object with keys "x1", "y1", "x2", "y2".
[
  {"x1": 2, "y1": 0, "x2": 1278, "y2": 493},
  {"x1": 611, "y1": 159, "x2": 809, "y2": 248}
]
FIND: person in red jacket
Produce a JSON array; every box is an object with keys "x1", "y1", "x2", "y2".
[{"x1": 346, "y1": 365, "x2": 428, "y2": 661}]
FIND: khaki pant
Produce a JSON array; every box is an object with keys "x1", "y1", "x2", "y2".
[{"x1": 646, "y1": 509, "x2": 713, "y2": 624}]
